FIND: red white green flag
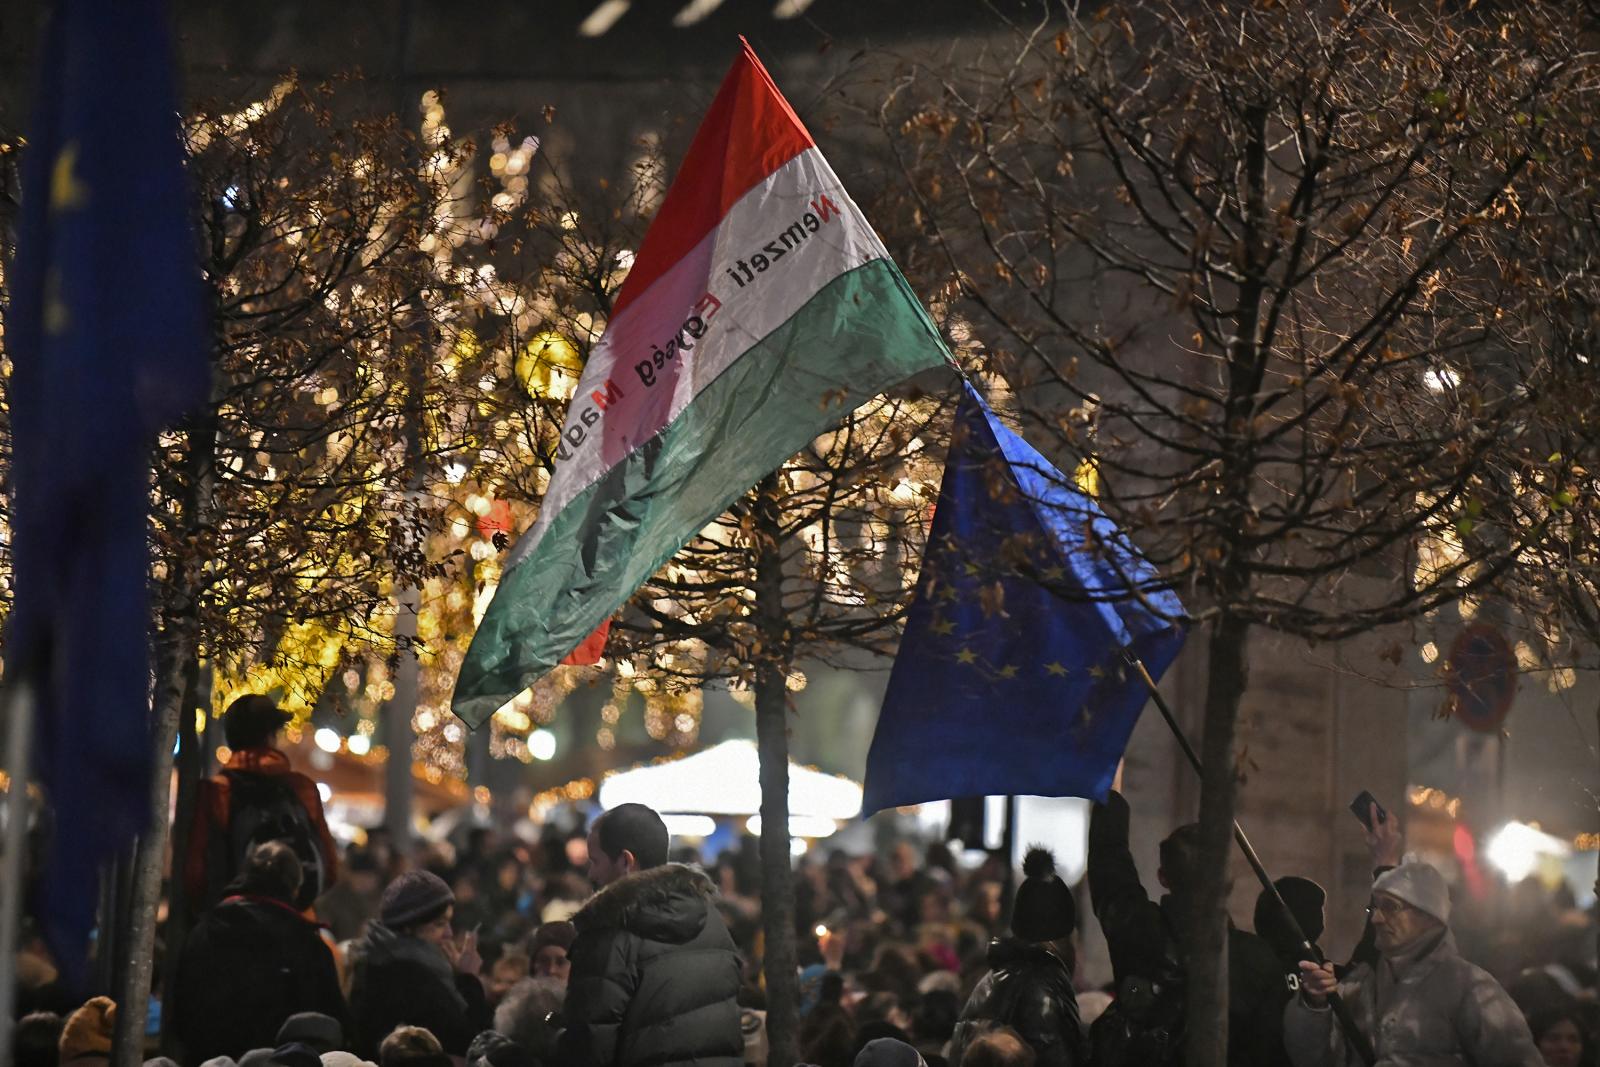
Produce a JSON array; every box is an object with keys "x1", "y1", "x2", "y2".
[{"x1": 452, "y1": 40, "x2": 950, "y2": 725}]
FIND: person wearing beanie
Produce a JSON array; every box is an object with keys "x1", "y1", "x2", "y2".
[
  {"x1": 171, "y1": 841, "x2": 348, "y2": 1066},
  {"x1": 528, "y1": 920, "x2": 576, "y2": 985},
  {"x1": 854, "y1": 1037, "x2": 927, "y2": 1067},
  {"x1": 1288, "y1": 861, "x2": 1542, "y2": 1067},
  {"x1": 274, "y1": 1014, "x2": 343, "y2": 1056},
  {"x1": 348, "y1": 871, "x2": 492, "y2": 1059},
  {"x1": 59, "y1": 998, "x2": 116, "y2": 1067},
  {"x1": 949, "y1": 848, "x2": 1085, "y2": 1067},
  {"x1": 1086, "y1": 790, "x2": 1287, "y2": 1067},
  {"x1": 266, "y1": 1045, "x2": 322, "y2": 1067},
  {"x1": 1254, "y1": 876, "x2": 1328, "y2": 990}
]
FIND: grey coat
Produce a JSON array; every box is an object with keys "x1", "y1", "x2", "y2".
[{"x1": 1283, "y1": 930, "x2": 1541, "y2": 1067}]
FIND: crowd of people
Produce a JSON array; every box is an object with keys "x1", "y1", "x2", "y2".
[{"x1": 8, "y1": 696, "x2": 1599, "y2": 1067}]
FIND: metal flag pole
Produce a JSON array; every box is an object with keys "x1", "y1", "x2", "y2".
[
  {"x1": 1125, "y1": 655, "x2": 1378, "y2": 1067},
  {"x1": 0, "y1": 680, "x2": 37, "y2": 1061}
]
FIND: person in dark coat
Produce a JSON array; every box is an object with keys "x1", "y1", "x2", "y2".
[
  {"x1": 949, "y1": 848, "x2": 1085, "y2": 1067},
  {"x1": 1088, "y1": 789, "x2": 1288, "y2": 1067},
  {"x1": 557, "y1": 802, "x2": 742, "y2": 1067},
  {"x1": 172, "y1": 841, "x2": 348, "y2": 1067},
  {"x1": 1254, "y1": 876, "x2": 1329, "y2": 995},
  {"x1": 348, "y1": 870, "x2": 492, "y2": 1059}
]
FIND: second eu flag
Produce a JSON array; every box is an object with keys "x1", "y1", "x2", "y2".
[
  {"x1": 862, "y1": 382, "x2": 1186, "y2": 813},
  {"x1": 5, "y1": 0, "x2": 210, "y2": 974}
]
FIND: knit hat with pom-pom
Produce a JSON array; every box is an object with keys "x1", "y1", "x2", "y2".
[
  {"x1": 59, "y1": 997, "x2": 117, "y2": 1062},
  {"x1": 1011, "y1": 846, "x2": 1077, "y2": 943}
]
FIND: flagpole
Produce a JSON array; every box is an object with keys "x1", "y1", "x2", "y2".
[
  {"x1": 1126, "y1": 655, "x2": 1378, "y2": 1067},
  {"x1": 0, "y1": 680, "x2": 37, "y2": 1059}
]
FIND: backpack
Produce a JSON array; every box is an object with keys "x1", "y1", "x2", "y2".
[
  {"x1": 1089, "y1": 913, "x2": 1186, "y2": 1067},
  {"x1": 206, "y1": 770, "x2": 325, "y2": 911}
]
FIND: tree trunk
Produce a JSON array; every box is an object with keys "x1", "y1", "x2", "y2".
[
  {"x1": 116, "y1": 407, "x2": 215, "y2": 1067},
  {"x1": 111, "y1": 634, "x2": 192, "y2": 1067},
  {"x1": 157, "y1": 654, "x2": 206, "y2": 1055},
  {"x1": 1183, "y1": 612, "x2": 1250, "y2": 1067},
  {"x1": 384, "y1": 593, "x2": 419, "y2": 859},
  {"x1": 753, "y1": 475, "x2": 799, "y2": 1067}
]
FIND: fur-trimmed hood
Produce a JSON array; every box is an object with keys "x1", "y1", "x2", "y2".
[{"x1": 574, "y1": 863, "x2": 718, "y2": 943}]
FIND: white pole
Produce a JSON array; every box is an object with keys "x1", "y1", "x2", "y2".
[{"x1": 0, "y1": 681, "x2": 37, "y2": 1065}]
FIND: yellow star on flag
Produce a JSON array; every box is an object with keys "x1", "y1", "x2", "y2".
[
  {"x1": 1045, "y1": 661, "x2": 1070, "y2": 677},
  {"x1": 997, "y1": 664, "x2": 1019, "y2": 679},
  {"x1": 51, "y1": 143, "x2": 90, "y2": 211},
  {"x1": 930, "y1": 618, "x2": 956, "y2": 636},
  {"x1": 956, "y1": 648, "x2": 978, "y2": 665}
]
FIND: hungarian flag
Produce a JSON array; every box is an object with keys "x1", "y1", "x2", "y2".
[{"x1": 452, "y1": 40, "x2": 949, "y2": 725}]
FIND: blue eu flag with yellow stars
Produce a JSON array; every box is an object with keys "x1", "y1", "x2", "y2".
[
  {"x1": 5, "y1": 0, "x2": 209, "y2": 976},
  {"x1": 863, "y1": 381, "x2": 1186, "y2": 814}
]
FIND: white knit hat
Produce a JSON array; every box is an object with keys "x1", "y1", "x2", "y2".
[
  {"x1": 321, "y1": 1053, "x2": 376, "y2": 1067},
  {"x1": 1373, "y1": 861, "x2": 1451, "y2": 924}
]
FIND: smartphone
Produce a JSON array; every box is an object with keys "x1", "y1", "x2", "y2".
[{"x1": 1349, "y1": 790, "x2": 1387, "y2": 830}]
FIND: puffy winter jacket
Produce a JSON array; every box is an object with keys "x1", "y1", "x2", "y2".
[
  {"x1": 949, "y1": 938, "x2": 1085, "y2": 1067},
  {"x1": 557, "y1": 863, "x2": 742, "y2": 1067},
  {"x1": 172, "y1": 894, "x2": 348, "y2": 1066},
  {"x1": 1284, "y1": 929, "x2": 1541, "y2": 1067}
]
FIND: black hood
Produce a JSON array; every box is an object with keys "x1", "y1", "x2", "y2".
[
  {"x1": 573, "y1": 863, "x2": 717, "y2": 944},
  {"x1": 987, "y1": 936, "x2": 1069, "y2": 973}
]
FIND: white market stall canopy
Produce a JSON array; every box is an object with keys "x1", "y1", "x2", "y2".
[{"x1": 597, "y1": 739, "x2": 862, "y2": 822}]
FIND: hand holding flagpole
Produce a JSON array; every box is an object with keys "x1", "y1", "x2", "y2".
[{"x1": 1125, "y1": 656, "x2": 1378, "y2": 1067}]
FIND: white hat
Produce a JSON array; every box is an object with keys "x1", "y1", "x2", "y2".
[
  {"x1": 320, "y1": 1054, "x2": 376, "y2": 1067},
  {"x1": 1373, "y1": 861, "x2": 1451, "y2": 924}
]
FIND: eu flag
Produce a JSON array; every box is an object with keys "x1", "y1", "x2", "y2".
[
  {"x1": 862, "y1": 382, "x2": 1185, "y2": 813},
  {"x1": 5, "y1": 0, "x2": 209, "y2": 975}
]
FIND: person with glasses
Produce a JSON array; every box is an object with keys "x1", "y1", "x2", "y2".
[{"x1": 1285, "y1": 862, "x2": 1542, "y2": 1066}]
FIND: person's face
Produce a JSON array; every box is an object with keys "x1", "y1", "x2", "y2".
[
  {"x1": 533, "y1": 944, "x2": 571, "y2": 984},
  {"x1": 413, "y1": 906, "x2": 454, "y2": 947},
  {"x1": 587, "y1": 827, "x2": 630, "y2": 888},
  {"x1": 1368, "y1": 893, "x2": 1435, "y2": 953},
  {"x1": 978, "y1": 882, "x2": 1003, "y2": 923},
  {"x1": 1538, "y1": 1018, "x2": 1584, "y2": 1067},
  {"x1": 487, "y1": 958, "x2": 527, "y2": 1004},
  {"x1": 891, "y1": 843, "x2": 916, "y2": 880}
]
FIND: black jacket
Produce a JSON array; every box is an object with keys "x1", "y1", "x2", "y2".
[
  {"x1": 557, "y1": 863, "x2": 742, "y2": 1067},
  {"x1": 172, "y1": 895, "x2": 348, "y2": 1066},
  {"x1": 1088, "y1": 791, "x2": 1288, "y2": 1067},
  {"x1": 348, "y1": 926, "x2": 493, "y2": 1058},
  {"x1": 949, "y1": 938, "x2": 1086, "y2": 1067}
]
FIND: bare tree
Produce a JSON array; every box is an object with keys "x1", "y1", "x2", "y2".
[{"x1": 867, "y1": 3, "x2": 1592, "y2": 1062}]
